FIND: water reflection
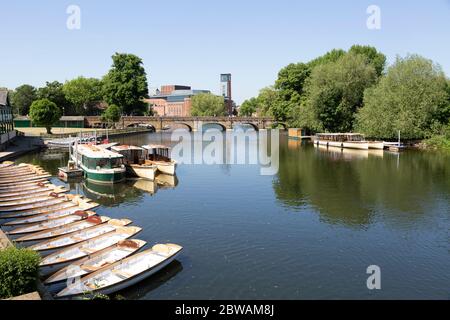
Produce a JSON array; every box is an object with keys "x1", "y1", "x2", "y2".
[{"x1": 275, "y1": 136, "x2": 450, "y2": 227}]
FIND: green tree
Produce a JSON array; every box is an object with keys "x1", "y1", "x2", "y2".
[
  {"x1": 356, "y1": 55, "x2": 449, "y2": 139},
  {"x1": 239, "y1": 97, "x2": 258, "y2": 116},
  {"x1": 29, "y1": 99, "x2": 62, "y2": 134},
  {"x1": 191, "y1": 93, "x2": 225, "y2": 116},
  {"x1": 296, "y1": 52, "x2": 377, "y2": 132},
  {"x1": 349, "y1": 45, "x2": 386, "y2": 77},
  {"x1": 10, "y1": 84, "x2": 36, "y2": 115},
  {"x1": 307, "y1": 49, "x2": 346, "y2": 69},
  {"x1": 101, "y1": 104, "x2": 122, "y2": 127},
  {"x1": 63, "y1": 77, "x2": 103, "y2": 115},
  {"x1": 37, "y1": 81, "x2": 72, "y2": 115},
  {"x1": 275, "y1": 63, "x2": 311, "y2": 101},
  {"x1": 102, "y1": 53, "x2": 149, "y2": 115}
]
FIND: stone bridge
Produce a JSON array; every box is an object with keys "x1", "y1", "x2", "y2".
[{"x1": 85, "y1": 116, "x2": 285, "y2": 131}]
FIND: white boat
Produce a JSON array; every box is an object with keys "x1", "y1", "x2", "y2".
[
  {"x1": 45, "y1": 239, "x2": 146, "y2": 284},
  {"x1": 57, "y1": 243, "x2": 182, "y2": 298},
  {"x1": 14, "y1": 216, "x2": 111, "y2": 242},
  {"x1": 39, "y1": 226, "x2": 142, "y2": 267},
  {"x1": 0, "y1": 181, "x2": 50, "y2": 193},
  {"x1": 7, "y1": 211, "x2": 97, "y2": 235},
  {"x1": 0, "y1": 192, "x2": 70, "y2": 208},
  {"x1": 0, "y1": 194, "x2": 83, "y2": 213},
  {"x1": 0, "y1": 178, "x2": 50, "y2": 188},
  {"x1": 315, "y1": 133, "x2": 369, "y2": 150},
  {"x1": 111, "y1": 145, "x2": 157, "y2": 181},
  {"x1": 28, "y1": 219, "x2": 132, "y2": 251},
  {"x1": 0, "y1": 185, "x2": 67, "y2": 200},
  {"x1": 0, "y1": 174, "x2": 52, "y2": 185},
  {"x1": 368, "y1": 141, "x2": 385, "y2": 150},
  {"x1": 1, "y1": 199, "x2": 98, "y2": 222},
  {"x1": 142, "y1": 145, "x2": 177, "y2": 175}
]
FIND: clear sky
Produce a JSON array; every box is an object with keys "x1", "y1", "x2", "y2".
[{"x1": 1, "y1": 0, "x2": 449, "y2": 104}]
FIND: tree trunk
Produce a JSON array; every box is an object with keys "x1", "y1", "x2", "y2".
[{"x1": 46, "y1": 127, "x2": 52, "y2": 134}]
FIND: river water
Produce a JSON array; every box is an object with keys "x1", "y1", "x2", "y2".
[{"x1": 13, "y1": 131, "x2": 450, "y2": 299}]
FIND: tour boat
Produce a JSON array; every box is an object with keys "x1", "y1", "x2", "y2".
[
  {"x1": 6, "y1": 211, "x2": 97, "y2": 235},
  {"x1": 0, "y1": 198, "x2": 98, "y2": 222},
  {"x1": 142, "y1": 144, "x2": 177, "y2": 175},
  {"x1": 56, "y1": 243, "x2": 183, "y2": 298},
  {"x1": 14, "y1": 216, "x2": 111, "y2": 242},
  {"x1": 70, "y1": 144, "x2": 126, "y2": 184},
  {"x1": 0, "y1": 185, "x2": 67, "y2": 200},
  {"x1": 111, "y1": 145, "x2": 157, "y2": 181},
  {"x1": 315, "y1": 133, "x2": 369, "y2": 150},
  {"x1": 368, "y1": 141, "x2": 385, "y2": 150},
  {"x1": 39, "y1": 226, "x2": 142, "y2": 267},
  {"x1": 45, "y1": 239, "x2": 146, "y2": 284},
  {"x1": 28, "y1": 219, "x2": 132, "y2": 251}
]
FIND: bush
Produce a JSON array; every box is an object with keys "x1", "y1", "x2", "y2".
[{"x1": 0, "y1": 247, "x2": 41, "y2": 299}]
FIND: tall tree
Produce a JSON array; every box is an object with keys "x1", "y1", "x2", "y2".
[
  {"x1": 63, "y1": 77, "x2": 103, "y2": 115},
  {"x1": 37, "y1": 81, "x2": 72, "y2": 115},
  {"x1": 356, "y1": 55, "x2": 449, "y2": 139},
  {"x1": 296, "y1": 52, "x2": 377, "y2": 132},
  {"x1": 349, "y1": 45, "x2": 386, "y2": 77},
  {"x1": 29, "y1": 99, "x2": 62, "y2": 134},
  {"x1": 191, "y1": 93, "x2": 225, "y2": 116},
  {"x1": 10, "y1": 85, "x2": 36, "y2": 115},
  {"x1": 102, "y1": 53, "x2": 149, "y2": 115},
  {"x1": 101, "y1": 104, "x2": 122, "y2": 128}
]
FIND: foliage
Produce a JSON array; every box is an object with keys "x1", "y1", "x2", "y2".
[
  {"x1": 307, "y1": 49, "x2": 346, "y2": 69},
  {"x1": 423, "y1": 135, "x2": 450, "y2": 152},
  {"x1": 356, "y1": 55, "x2": 449, "y2": 139},
  {"x1": 63, "y1": 77, "x2": 103, "y2": 115},
  {"x1": 10, "y1": 84, "x2": 36, "y2": 115},
  {"x1": 102, "y1": 53, "x2": 149, "y2": 115},
  {"x1": 37, "y1": 81, "x2": 72, "y2": 115},
  {"x1": 275, "y1": 62, "x2": 311, "y2": 101},
  {"x1": 239, "y1": 97, "x2": 258, "y2": 116},
  {"x1": 29, "y1": 98, "x2": 62, "y2": 134},
  {"x1": 296, "y1": 52, "x2": 377, "y2": 132},
  {"x1": 191, "y1": 93, "x2": 225, "y2": 116},
  {"x1": 0, "y1": 247, "x2": 41, "y2": 299},
  {"x1": 101, "y1": 104, "x2": 122, "y2": 124},
  {"x1": 348, "y1": 45, "x2": 386, "y2": 76}
]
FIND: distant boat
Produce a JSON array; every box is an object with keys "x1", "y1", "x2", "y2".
[
  {"x1": 142, "y1": 144, "x2": 177, "y2": 175},
  {"x1": 315, "y1": 133, "x2": 369, "y2": 150},
  {"x1": 111, "y1": 145, "x2": 157, "y2": 181},
  {"x1": 56, "y1": 243, "x2": 182, "y2": 298}
]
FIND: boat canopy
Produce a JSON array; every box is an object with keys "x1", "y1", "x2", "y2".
[
  {"x1": 316, "y1": 133, "x2": 365, "y2": 142},
  {"x1": 76, "y1": 144, "x2": 124, "y2": 159}
]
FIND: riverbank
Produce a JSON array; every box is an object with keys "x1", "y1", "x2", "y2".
[
  {"x1": 17, "y1": 127, "x2": 153, "y2": 139},
  {"x1": 0, "y1": 136, "x2": 45, "y2": 162}
]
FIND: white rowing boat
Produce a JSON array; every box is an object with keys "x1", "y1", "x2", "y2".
[
  {"x1": 45, "y1": 239, "x2": 146, "y2": 284},
  {"x1": 0, "y1": 179, "x2": 50, "y2": 190},
  {"x1": 56, "y1": 243, "x2": 182, "y2": 298},
  {"x1": 7, "y1": 211, "x2": 97, "y2": 235},
  {"x1": 15, "y1": 216, "x2": 111, "y2": 242},
  {"x1": 0, "y1": 185, "x2": 67, "y2": 200},
  {"x1": 0, "y1": 198, "x2": 98, "y2": 222},
  {"x1": 0, "y1": 194, "x2": 83, "y2": 213},
  {"x1": 0, "y1": 191, "x2": 69, "y2": 207},
  {"x1": 0, "y1": 174, "x2": 52, "y2": 185},
  {"x1": 39, "y1": 226, "x2": 142, "y2": 267},
  {"x1": 28, "y1": 219, "x2": 132, "y2": 251},
  {"x1": 0, "y1": 168, "x2": 49, "y2": 177}
]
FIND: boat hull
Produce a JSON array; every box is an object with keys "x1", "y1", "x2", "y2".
[
  {"x1": 127, "y1": 164, "x2": 157, "y2": 180},
  {"x1": 342, "y1": 142, "x2": 369, "y2": 150},
  {"x1": 368, "y1": 142, "x2": 385, "y2": 150}
]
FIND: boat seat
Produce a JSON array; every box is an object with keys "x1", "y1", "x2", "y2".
[
  {"x1": 80, "y1": 248, "x2": 96, "y2": 254},
  {"x1": 81, "y1": 265, "x2": 98, "y2": 272},
  {"x1": 112, "y1": 270, "x2": 133, "y2": 279}
]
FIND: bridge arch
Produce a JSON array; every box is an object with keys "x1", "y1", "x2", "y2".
[
  {"x1": 202, "y1": 123, "x2": 227, "y2": 132},
  {"x1": 232, "y1": 122, "x2": 259, "y2": 131},
  {"x1": 168, "y1": 122, "x2": 193, "y2": 132},
  {"x1": 273, "y1": 122, "x2": 288, "y2": 130}
]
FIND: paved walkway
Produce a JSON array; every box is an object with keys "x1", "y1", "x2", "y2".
[{"x1": 0, "y1": 136, "x2": 45, "y2": 162}]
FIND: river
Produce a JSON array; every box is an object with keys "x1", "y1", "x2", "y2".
[{"x1": 13, "y1": 130, "x2": 450, "y2": 299}]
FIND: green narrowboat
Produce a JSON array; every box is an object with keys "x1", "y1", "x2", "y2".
[{"x1": 71, "y1": 144, "x2": 126, "y2": 184}]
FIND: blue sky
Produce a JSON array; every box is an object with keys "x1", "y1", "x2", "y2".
[{"x1": 1, "y1": 0, "x2": 449, "y2": 104}]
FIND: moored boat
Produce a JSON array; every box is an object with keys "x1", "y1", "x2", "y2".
[
  {"x1": 111, "y1": 145, "x2": 157, "y2": 181},
  {"x1": 142, "y1": 145, "x2": 177, "y2": 175},
  {"x1": 28, "y1": 219, "x2": 132, "y2": 251},
  {"x1": 39, "y1": 226, "x2": 142, "y2": 267},
  {"x1": 315, "y1": 133, "x2": 369, "y2": 150},
  {"x1": 6, "y1": 211, "x2": 97, "y2": 235},
  {"x1": 0, "y1": 185, "x2": 67, "y2": 200},
  {"x1": 368, "y1": 141, "x2": 385, "y2": 150},
  {"x1": 0, "y1": 181, "x2": 50, "y2": 193},
  {"x1": 71, "y1": 144, "x2": 126, "y2": 184},
  {"x1": 45, "y1": 239, "x2": 146, "y2": 284},
  {"x1": 0, "y1": 174, "x2": 52, "y2": 185},
  {"x1": 0, "y1": 194, "x2": 83, "y2": 213},
  {"x1": 15, "y1": 216, "x2": 112, "y2": 242},
  {"x1": 0, "y1": 192, "x2": 71, "y2": 208},
  {"x1": 56, "y1": 243, "x2": 182, "y2": 298},
  {"x1": 0, "y1": 178, "x2": 50, "y2": 189}
]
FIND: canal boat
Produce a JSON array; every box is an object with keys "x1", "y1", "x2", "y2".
[
  {"x1": 0, "y1": 194, "x2": 83, "y2": 213},
  {"x1": 56, "y1": 243, "x2": 183, "y2": 298},
  {"x1": 15, "y1": 216, "x2": 112, "y2": 242},
  {"x1": 111, "y1": 145, "x2": 158, "y2": 181},
  {"x1": 45, "y1": 239, "x2": 146, "y2": 284},
  {"x1": 28, "y1": 219, "x2": 132, "y2": 251},
  {"x1": 71, "y1": 144, "x2": 126, "y2": 184},
  {"x1": 0, "y1": 198, "x2": 98, "y2": 222},
  {"x1": 0, "y1": 185, "x2": 67, "y2": 200},
  {"x1": 315, "y1": 133, "x2": 369, "y2": 150},
  {"x1": 6, "y1": 211, "x2": 97, "y2": 235},
  {"x1": 142, "y1": 144, "x2": 177, "y2": 175},
  {"x1": 39, "y1": 226, "x2": 142, "y2": 267}
]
